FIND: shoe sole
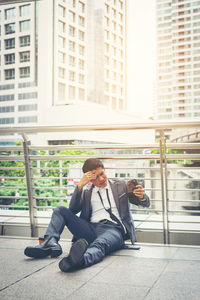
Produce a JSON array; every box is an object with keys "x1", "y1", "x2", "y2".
[
  {"x1": 24, "y1": 247, "x2": 62, "y2": 258},
  {"x1": 59, "y1": 239, "x2": 88, "y2": 272},
  {"x1": 69, "y1": 239, "x2": 88, "y2": 264}
]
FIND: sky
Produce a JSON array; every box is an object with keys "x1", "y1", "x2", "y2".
[{"x1": 127, "y1": 0, "x2": 156, "y2": 119}]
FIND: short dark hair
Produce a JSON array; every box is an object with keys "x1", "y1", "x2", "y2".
[{"x1": 82, "y1": 158, "x2": 104, "y2": 173}]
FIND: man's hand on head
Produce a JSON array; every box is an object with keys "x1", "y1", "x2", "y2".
[
  {"x1": 77, "y1": 171, "x2": 97, "y2": 191},
  {"x1": 133, "y1": 185, "x2": 145, "y2": 200}
]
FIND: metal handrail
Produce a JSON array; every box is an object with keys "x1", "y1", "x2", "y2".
[
  {"x1": 0, "y1": 121, "x2": 200, "y2": 245},
  {"x1": 0, "y1": 120, "x2": 199, "y2": 133}
]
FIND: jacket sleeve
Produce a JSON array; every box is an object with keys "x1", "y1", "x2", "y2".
[
  {"x1": 128, "y1": 193, "x2": 150, "y2": 207},
  {"x1": 69, "y1": 186, "x2": 83, "y2": 214}
]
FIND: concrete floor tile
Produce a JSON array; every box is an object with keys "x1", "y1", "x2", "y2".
[
  {"x1": 0, "y1": 248, "x2": 58, "y2": 290},
  {"x1": 172, "y1": 247, "x2": 200, "y2": 261},
  {"x1": 164, "y1": 259, "x2": 200, "y2": 275},
  {"x1": 114, "y1": 245, "x2": 178, "y2": 260},
  {"x1": 0, "y1": 262, "x2": 103, "y2": 300},
  {"x1": 145, "y1": 286, "x2": 200, "y2": 300},
  {"x1": 67, "y1": 282, "x2": 150, "y2": 300},
  {"x1": 90, "y1": 256, "x2": 168, "y2": 287}
]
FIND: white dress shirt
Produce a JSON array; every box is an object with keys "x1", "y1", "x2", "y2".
[{"x1": 90, "y1": 182, "x2": 122, "y2": 225}]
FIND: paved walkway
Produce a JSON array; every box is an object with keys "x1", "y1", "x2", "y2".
[{"x1": 0, "y1": 236, "x2": 200, "y2": 300}]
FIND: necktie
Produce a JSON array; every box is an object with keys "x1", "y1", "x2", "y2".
[{"x1": 97, "y1": 189, "x2": 125, "y2": 236}]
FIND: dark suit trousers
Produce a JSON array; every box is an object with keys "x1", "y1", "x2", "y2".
[{"x1": 45, "y1": 206, "x2": 124, "y2": 267}]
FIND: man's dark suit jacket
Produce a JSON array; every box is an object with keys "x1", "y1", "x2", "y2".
[{"x1": 69, "y1": 179, "x2": 150, "y2": 244}]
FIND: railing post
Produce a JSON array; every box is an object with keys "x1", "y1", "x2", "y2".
[
  {"x1": 22, "y1": 133, "x2": 38, "y2": 237},
  {"x1": 163, "y1": 137, "x2": 170, "y2": 244},
  {"x1": 158, "y1": 130, "x2": 169, "y2": 244}
]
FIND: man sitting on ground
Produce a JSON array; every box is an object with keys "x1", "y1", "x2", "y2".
[{"x1": 24, "y1": 158, "x2": 150, "y2": 272}]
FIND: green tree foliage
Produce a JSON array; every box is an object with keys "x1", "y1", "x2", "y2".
[{"x1": 0, "y1": 146, "x2": 94, "y2": 208}]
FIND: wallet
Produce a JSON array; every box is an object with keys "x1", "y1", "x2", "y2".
[{"x1": 127, "y1": 179, "x2": 138, "y2": 196}]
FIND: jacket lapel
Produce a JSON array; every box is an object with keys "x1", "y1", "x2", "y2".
[
  {"x1": 83, "y1": 185, "x2": 93, "y2": 217},
  {"x1": 109, "y1": 179, "x2": 120, "y2": 211}
]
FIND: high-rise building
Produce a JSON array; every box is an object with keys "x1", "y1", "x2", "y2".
[
  {"x1": 0, "y1": 0, "x2": 127, "y2": 145},
  {"x1": 155, "y1": 0, "x2": 200, "y2": 123},
  {"x1": 0, "y1": 1, "x2": 38, "y2": 136}
]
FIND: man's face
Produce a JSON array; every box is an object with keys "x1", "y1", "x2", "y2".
[{"x1": 90, "y1": 167, "x2": 107, "y2": 188}]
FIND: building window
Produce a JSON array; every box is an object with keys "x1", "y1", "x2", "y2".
[
  {"x1": 105, "y1": 69, "x2": 109, "y2": 79},
  {"x1": 0, "y1": 94, "x2": 14, "y2": 101},
  {"x1": 18, "y1": 116, "x2": 37, "y2": 123},
  {"x1": 79, "y1": 1, "x2": 85, "y2": 13},
  {"x1": 20, "y1": 67, "x2": 30, "y2": 78},
  {"x1": 0, "y1": 118, "x2": 14, "y2": 124},
  {"x1": 5, "y1": 23, "x2": 15, "y2": 34},
  {"x1": 5, "y1": 69, "x2": 15, "y2": 80},
  {"x1": 69, "y1": 25, "x2": 75, "y2": 37},
  {"x1": 5, "y1": 53, "x2": 15, "y2": 65},
  {"x1": 105, "y1": 30, "x2": 109, "y2": 39},
  {"x1": 18, "y1": 92, "x2": 37, "y2": 99},
  {"x1": 112, "y1": 97, "x2": 117, "y2": 110},
  {"x1": 112, "y1": 8, "x2": 116, "y2": 18},
  {"x1": 79, "y1": 59, "x2": 84, "y2": 69},
  {"x1": 105, "y1": 4, "x2": 109, "y2": 14},
  {"x1": 105, "y1": 82, "x2": 109, "y2": 91},
  {"x1": 69, "y1": 71, "x2": 75, "y2": 81},
  {"x1": 79, "y1": 88, "x2": 85, "y2": 100},
  {"x1": 0, "y1": 106, "x2": 14, "y2": 113},
  {"x1": 79, "y1": 30, "x2": 84, "y2": 41},
  {"x1": 119, "y1": 12, "x2": 123, "y2": 22},
  {"x1": 59, "y1": 21, "x2": 65, "y2": 33},
  {"x1": 119, "y1": 25, "x2": 123, "y2": 35},
  {"x1": 18, "y1": 104, "x2": 37, "y2": 112},
  {"x1": 5, "y1": 38, "x2": 15, "y2": 49},
  {"x1": 5, "y1": 8, "x2": 16, "y2": 20},
  {"x1": 58, "y1": 83, "x2": 65, "y2": 100},
  {"x1": 58, "y1": 51, "x2": 65, "y2": 63},
  {"x1": 69, "y1": 11, "x2": 75, "y2": 22},
  {"x1": 112, "y1": 46, "x2": 117, "y2": 56},
  {"x1": 69, "y1": 41, "x2": 75, "y2": 52},
  {"x1": 59, "y1": 36, "x2": 65, "y2": 48},
  {"x1": 20, "y1": 51, "x2": 30, "y2": 62},
  {"x1": 69, "y1": 0, "x2": 76, "y2": 8},
  {"x1": 78, "y1": 74, "x2": 84, "y2": 84},
  {"x1": 105, "y1": 43, "x2": 109, "y2": 52},
  {"x1": 58, "y1": 67, "x2": 65, "y2": 78},
  {"x1": 112, "y1": 84, "x2": 116, "y2": 93},
  {"x1": 79, "y1": 16, "x2": 85, "y2": 27},
  {"x1": 20, "y1": 5, "x2": 30, "y2": 17},
  {"x1": 18, "y1": 82, "x2": 35, "y2": 88},
  {"x1": 20, "y1": 20, "x2": 30, "y2": 32},
  {"x1": 105, "y1": 56, "x2": 109, "y2": 65},
  {"x1": 58, "y1": 5, "x2": 65, "y2": 18},
  {"x1": 105, "y1": 17, "x2": 109, "y2": 26},
  {"x1": 20, "y1": 35, "x2": 30, "y2": 47},
  {"x1": 79, "y1": 45, "x2": 84, "y2": 55},
  {"x1": 69, "y1": 86, "x2": 75, "y2": 99},
  {"x1": 69, "y1": 55, "x2": 75, "y2": 66}
]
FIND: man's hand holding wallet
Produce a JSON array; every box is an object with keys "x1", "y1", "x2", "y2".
[{"x1": 127, "y1": 179, "x2": 145, "y2": 200}]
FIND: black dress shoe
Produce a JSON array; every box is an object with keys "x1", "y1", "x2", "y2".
[
  {"x1": 24, "y1": 237, "x2": 62, "y2": 258},
  {"x1": 59, "y1": 239, "x2": 88, "y2": 272}
]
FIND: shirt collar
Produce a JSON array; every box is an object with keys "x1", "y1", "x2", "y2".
[{"x1": 93, "y1": 181, "x2": 109, "y2": 193}]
